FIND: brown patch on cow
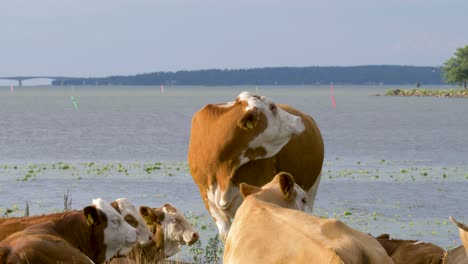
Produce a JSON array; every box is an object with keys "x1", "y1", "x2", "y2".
[
  {"x1": 124, "y1": 214, "x2": 138, "y2": 228},
  {"x1": 0, "y1": 207, "x2": 109, "y2": 263},
  {"x1": 375, "y1": 234, "x2": 445, "y2": 264},
  {"x1": 110, "y1": 201, "x2": 121, "y2": 214},
  {"x1": 244, "y1": 146, "x2": 267, "y2": 160}
]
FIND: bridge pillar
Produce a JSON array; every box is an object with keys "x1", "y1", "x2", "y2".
[{"x1": 18, "y1": 80, "x2": 22, "y2": 86}]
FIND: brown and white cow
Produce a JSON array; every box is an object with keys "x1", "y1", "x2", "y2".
[
  {"x1": 0, "y1": 198, "x2": 138, "y2": 264},
  {"x1": 0, "y1": 198, "x2": 153, "y2": 249},
  {"x1": 188, "y1": 91, "x2": 324, "y2": 240},
  {"x1": 223, "y1": 172, "x2": 392, "y2": 264},
  {"x1": 443, "y1": 216, "x2": 468, "y2": 264},
  {"x1": 374, "y1": 233, "x2": 444, "y2": 264},
  {"x1": 110, "y1": 204, "x2": 199, "y2": 264}
]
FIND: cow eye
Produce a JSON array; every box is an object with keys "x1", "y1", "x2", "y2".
[
  {"x1": 301, "y1": 198, "x2": 307, "y2": 204},
  {"x1": 270, "y1": 104, "x2": 277, "y2": 111}
]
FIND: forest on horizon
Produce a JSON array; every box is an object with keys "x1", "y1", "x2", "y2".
[{"x1": 52, "y1": 65, "x2": 444, "y2": 86}]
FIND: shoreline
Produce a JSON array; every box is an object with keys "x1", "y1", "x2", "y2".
[{"x1": 385, "y1": 88, "x2": 468, "y2": 97}]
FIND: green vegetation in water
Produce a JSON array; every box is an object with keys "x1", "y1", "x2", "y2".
[{"x1": 385, "y1": 88, "x2": 468, "y2": 97}]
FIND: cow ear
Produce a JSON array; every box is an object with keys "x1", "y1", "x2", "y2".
[
  {"x1": 237, "y1": 110, "x2": 258, "y2": 130},
  {"x1": 450, "y1": 216, "x2": 468, "y2": 253},
  {"x1": 84, "y1": 206, "x2": 99, "y2": 226},
  {"x1": 240, "y1": 183, "x2": 261, "y2": 198},
  {"x1": 140, "y1": 206, "x2": 154, "y2": 224},
  {"x1": 161, "y1": 204, "x2": 177, "y2": 214},
  {"x1": 277, "y1": 172, "x2": 295, "y2": 200},
  {"x1": 140, "y1": 206, "x2": 165, "y2": 224},
  {"x1": 152, "y1": 209, "x2": 165, "y2": 223}
]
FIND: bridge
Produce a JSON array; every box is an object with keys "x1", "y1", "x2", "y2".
[{"x1": 0, "y1": 76, "x2": 82, "y2": 86}]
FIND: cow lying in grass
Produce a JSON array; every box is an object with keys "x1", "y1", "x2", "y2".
[
  {"x1": 110, "y1": 203, "x2": 199, "y2": 264},
  {"x1": 0, "y1": 198, "x2": 153, "y2": 249},
  {"x1": 374, "y1": 233, "x2": 444, "y2": 264},
  {"x1": 0, "y1": 198, "x2": 138, "y2": 263},
  {"x1": 224, "y1": 172, "x2": 392, "y2": 264}
]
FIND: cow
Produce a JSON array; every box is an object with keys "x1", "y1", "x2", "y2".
[
  {"x1": 110, "y1": 198, "x2": 154, "y2": 246},
  {"x1": 374, "y1": 233, "x2": 444, "y2": 264},
  {"x1": 0, "y1": 198, "x2": 153, "y2": 248},
  {"x1": 110, "y1": 203, "x2": 199, "y2": 264},
  {"x1": 223, "y1": 172, "x2": 392, "y2": 264},
  {"x1": 0, "y1": 198, "x2": 138, "y2": 264},
  {"x1": 188, "y1": 91, "x2": 324, "y2": 240},
  {"x1": 443, "y1": 216, "x2": 468, "y2": 264}
]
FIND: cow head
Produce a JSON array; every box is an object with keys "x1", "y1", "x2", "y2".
[
  {"x1": 111, "y1": 198, "x2": 154, "y2": 246},
  {"x1": 235, "y1": 91, "x2": 305, "y2": 165},
  {"x1": 141, "y1": 204, "x2": 199, "y2": 258},
  {"x1": 239, "y1": 172, "x2": 312, "y2": 213},
  {"x1": 92, "y1": 198, "x2": 139, "y2": 261}
]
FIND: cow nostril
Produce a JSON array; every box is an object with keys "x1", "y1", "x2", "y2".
[
  {"x1": 149, "y1": 235, "x2": 153, "y2": 241},
  {"x1": 193, "y1": 232, "x2": 199, "y2": 240}
]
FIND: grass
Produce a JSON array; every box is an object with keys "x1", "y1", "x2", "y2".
[{"x1": 385, "y1": 88, "x2": 468, "y2": 97}]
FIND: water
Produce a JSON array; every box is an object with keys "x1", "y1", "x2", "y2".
[
  {"x1": 1, "y1": 85, "x2": 468, "y2": 256},
  {"x1": 0, "y1": 85, "x2": 466, "y2": 165}
]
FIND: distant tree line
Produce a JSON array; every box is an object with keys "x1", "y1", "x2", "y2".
[{"x1": 52, "y1": 65, "x2": 443, "y2": 86}]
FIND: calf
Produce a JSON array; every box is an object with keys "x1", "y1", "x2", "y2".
[
  {"x1": 224, "y1": 172, "x2": 392, "y2": 264},
  {"x1": 375, "y1": 233, "x2": 444, "y2": 264},
  {"x1": 443, "y1": 217, "x2": 468, "y2": 264},
  {"x1": 0, "y1": 198, "x2": 138, "y2": 264},
  {"x1": 110, "y1": 204, "x2": 199, "y2": 264}
]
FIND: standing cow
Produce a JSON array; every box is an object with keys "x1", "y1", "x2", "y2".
[{"x1": 188, "y1": 91, "x2": 324, "y2": 240}]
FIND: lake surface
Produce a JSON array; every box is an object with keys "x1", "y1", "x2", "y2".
[
  {"x1": 1, "y1": 85, "x2": 468, "y2": 259},
  {"x1": 1, "y1": 85, "x2": 467, "y2": 165}
]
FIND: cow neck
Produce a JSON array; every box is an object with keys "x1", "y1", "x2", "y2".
[
  {"x1": 202, "y1": 103, "x2": 245, "y2": 189},
  {"x1": 136, "y1": 222, "x2": 165, "y2": 263},
  {"x1": 162, "y1": 222, "x2": 182, "y2": 258},
  {"x1": 50, "y1": 211, "x2": 107, "y2": 263}
]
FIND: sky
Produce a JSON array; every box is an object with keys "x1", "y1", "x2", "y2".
[{"x1": 1, "y1": 0, "x2": 468, "y2": 80}]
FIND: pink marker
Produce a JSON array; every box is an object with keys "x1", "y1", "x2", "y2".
[
  {"x1": 161, "y1": 85, "x2": 165, "y2": 94},
  {"x1": 330, "y1": 95, "x2": 337, "y2": 108},
  {"x1": 10, "y1": 85, "x2": 13, "y2": 93}
]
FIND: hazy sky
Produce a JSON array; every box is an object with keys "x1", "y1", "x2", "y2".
[{"x1": 1, "y1": 0, "x2": 468, "y2": 78}]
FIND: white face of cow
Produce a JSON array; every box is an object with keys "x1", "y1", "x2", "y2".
[
  {"x1": 160, "y1": 204, "x2": 200, "y2": 258},
  {"x1": 237, "y1": 91, "x2": 305, "y2": 164},
  {"x1": 114, "y1": 198, "x2": 154, "y2": 246},
  {"x1": 92, "y1": 198, "x2": 139, "y2": 261}
]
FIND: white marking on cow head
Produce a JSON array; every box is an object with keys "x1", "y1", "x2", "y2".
[
  {"x1": 92, "y1": 198, "x2": 139, "y2": 261},
  {"x1": 114, "y1": 198, "x2": 154, "y2": 246},
  {"x1": 240, "y1": 172, "x2": 312, "y2": 213},
  {"x1": 236, "y1": 91, "x2": 305, "y2": 164},
  {"x1": 158, "y1": 204, "x2": 199, "y2": 257}
]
